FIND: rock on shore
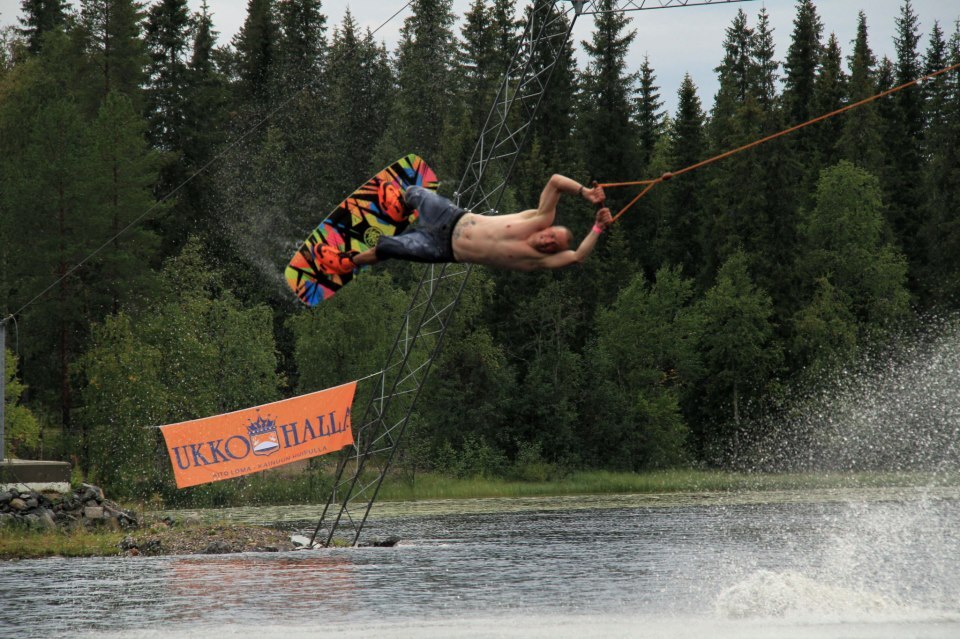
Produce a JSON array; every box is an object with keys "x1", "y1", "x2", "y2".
[
  {"x1": 119, "y1": 521, "x2": 299, "y2": 556},
  {"x1": 0, "y1": 483, "x2": 139, "y2": 531}
]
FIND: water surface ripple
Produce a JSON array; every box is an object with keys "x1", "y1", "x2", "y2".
[{"x1": 1, "y1": 489, "x2": 958, "y2": 639}]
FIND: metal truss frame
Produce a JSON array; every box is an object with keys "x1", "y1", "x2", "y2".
[{"x1": 310, "y1": 0, "x2": 752, "y2": 548}]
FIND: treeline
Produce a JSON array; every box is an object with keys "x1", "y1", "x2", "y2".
[{"x1": 1, "y1": 0, "x2": 958, "y2": 500}]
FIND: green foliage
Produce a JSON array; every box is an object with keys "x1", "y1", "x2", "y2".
[
  {"x1": 88, "y1": 91, "x2": 167, "y2": 312},
  {"x1": 144, "y1": 0, "x2": 192, "y2": 152},
  {"x1": 656, "y1": 75, "x2": 707, "y2": 276},
  {"x1": 381, "y1": 0, "x2": 458, "y2": 167},
  {"x1": 790, "y1": 277, "x2": 859, "y2": 381},
  {"x1": 797, "y1": 161, "x2": 910, "y2": 331},
  {"x1": 589, "y1": 267, "x2": 702, "y2": 470},
  {"x1": 77, "y1": 313, "x2": 169, "y2": 496},
  {"x1": 77, "y1": 238, "x2": 283, "y2": 498},
  {"x1": 17, "y1": 0, "x2": 69, "y2": 55},
  {"x1": 782, "y1": 0, "x2": 823, "y2": 127},
  {"x1": 3, "y1": 348, "x2": 42, "y2": 457},
  {"x1": 288, "y1": 271, "x2": 410, "y2": 393},
  {"x1": 432, "y1": 434, "x2": 507, "y2": 478},
  {"x1": 918, "y1": 21, "x2": 960, "y2": 304},
  {"x1": 275, "y1": 0, "x2": 327, "y2": 93},
  {"x1": 2, "y1": 0, "x2": 960, "y2": 493},
  {"x1": 697, "y1": 250, "x2": 781, "y2": 459}
]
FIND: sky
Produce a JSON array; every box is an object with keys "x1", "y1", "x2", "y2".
[{"x1": 0, "y1": 0, "x2": 958, "y2": 112}]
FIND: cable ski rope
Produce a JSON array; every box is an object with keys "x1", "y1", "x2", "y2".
[{"x1": 600, "y1": 60, "x2": 960, "y2": 224}]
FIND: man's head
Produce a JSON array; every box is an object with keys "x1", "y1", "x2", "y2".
[{"x1": 530, "y1": 226, "x2": 573, "y2": 254}]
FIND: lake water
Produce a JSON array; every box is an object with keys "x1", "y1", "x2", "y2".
[{"x1": 2, "y1": 488, "x2": 959, "y2": 639}]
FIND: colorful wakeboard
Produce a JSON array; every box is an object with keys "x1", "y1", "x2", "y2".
[{"x1": 286, "y1": 154, "x2": 439, "y2": 306}]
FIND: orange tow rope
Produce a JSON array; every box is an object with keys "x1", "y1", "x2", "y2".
[{"x1": 599, "y1": 61, "x2": 960, "y2": 224}]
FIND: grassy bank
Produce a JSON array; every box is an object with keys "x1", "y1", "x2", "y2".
[
  {"x1": 375, "y1": 469, "x2": 955, "y2": 501},
  {"x1": 0, "y1": 528, "x2": 126, "y2": 559}
]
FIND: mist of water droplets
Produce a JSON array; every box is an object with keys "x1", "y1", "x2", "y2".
[{"x1": 744, "y1": 317, "x2": 960, "y2": 475}]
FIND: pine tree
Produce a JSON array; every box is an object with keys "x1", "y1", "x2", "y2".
[
  {"x1": 144, "y1": 0, "x2": 191, "y2": 151},
  {"x1": 812, "y1": 33, "x2": 847, "y2": 169},
  {"x1": 0, "y1": 37, "x2": 97, "y2": 429},
  {"x1": 459, "y1": 0, "x2": 495, "y2": 108},
  {"x1": 183, "y1": 0, "x2": 228, "y2": 166},
  {"x1": 837, "y1": 12, "x2": 883, "y2": 173},
  {"x1": 324, "y1": 11, "x2": 392, "y2": 201},
  {"x1": 87, "y1": 91, "x2": 165, "y2": 315},
  {"x1": 232, "y1": 0, "x2": 279, "y2": 107},
  {"x1": 383, "y1": 0, "x2": 457, "y2": 167},
  {"x1": 270, "y1": 0, "x2": 329, "y2": 217},
  {"x1": 635, "y1": 55, "x2": 664, "y2": 172},
  {"x1": 782, "y1": 0, "x2": 823, "y2": 126},
  {"x1": 17, "y1": 0, "x2": 70, "y2": 54},
  {"x1": 163, "y1": 0, "x2": 229, "y2": 249},
  {"x1": 919, "y1": 20, "x2": 960, "y2": 303},
  {"x1": 883, "y1": 0, "x2": 925, "y2": 283},
  {"x1": 875, "y1": 55, "x2": 898, "y2": 173},
  {"x1": 490, "y1": 0, "x2": 519, "y2": 74},
  {"x1": 705, "y1": 7, "x2": 796, "y2": 302},
  {"x1": 713, "y1": 8, "x2": 753, "y2": 114},
  {"x1": 781, "y1": 0, "x2": 823, "y2": 196},
  {"x1": 921, "y1": 21, "x2": 950, "y2": 153},
  {"x1": 579, "y1": 0, "x2": 639, "y2": 182},
  {"x1": 750, "y1": 7, "x2": 779, "y2": 110},
  {"x1": 657, "y1": 74, "x2": 706, "y2": 275},
  {"x1": 454, "y1": 0, "x2": 498, "y2": 176},
  {"x1": 527, "y1": 0, "x2": 578, "y2": 176},
  {"x1": 704, "y1": 10, "x2": 758, "y2": 277},
  {"x1": 275, "y1": 0, "x2": 326, "y2": 94},
  {"x1": 79, "y1": 0, "x2": 148, "y2": 101}
]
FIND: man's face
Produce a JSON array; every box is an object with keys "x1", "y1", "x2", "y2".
[{"x1": 532, "y1": 226, "x2": 571, "y2": 254}]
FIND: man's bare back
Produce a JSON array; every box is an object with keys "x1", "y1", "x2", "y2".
[
  {"x1": 451, "y1": 211, "x2": 556, "y2": 270},
  {"x1": 327, "y1": 174, "x2": 611, "y2": 275}
]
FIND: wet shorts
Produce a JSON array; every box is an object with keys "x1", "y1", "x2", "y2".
[{"x1": 375, "y1": 186, "x2": 467, "y2": 264}]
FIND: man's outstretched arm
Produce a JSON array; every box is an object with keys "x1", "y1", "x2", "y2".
[
  {"x1": 540, "y1": 207, "x2": 614, "y2": 269},
  {"x1": 525, "y1": 174, "x2": 605, "y2": 220}
]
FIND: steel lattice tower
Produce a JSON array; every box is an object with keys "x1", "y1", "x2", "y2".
[{"x1": 310, "y1": 0, "x2": 752, "y2": 548}]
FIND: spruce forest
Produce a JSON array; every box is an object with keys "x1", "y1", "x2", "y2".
[{"x1": 1, "y1": 0, "x2": 959, "y2": 502}]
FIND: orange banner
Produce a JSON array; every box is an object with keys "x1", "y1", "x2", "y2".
[{"x1": 160, "y1": 382, "x2": 356, "y2": 488}]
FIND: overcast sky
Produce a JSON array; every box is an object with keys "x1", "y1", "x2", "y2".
[{"x1": 1, "y1": 0, "x2": 958, "y2": 112}]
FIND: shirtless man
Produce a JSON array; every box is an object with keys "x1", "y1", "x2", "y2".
[{"x1": 318, "y1": 174, "x2": 611, "y2": 275}]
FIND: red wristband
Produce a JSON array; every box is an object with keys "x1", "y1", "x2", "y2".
[{"x1": 592, "y1": 224, "x2": 604, "y2": 234}]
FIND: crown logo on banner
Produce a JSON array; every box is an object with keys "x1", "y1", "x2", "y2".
[{"x1": 247, "y1": 413, "x2": 280, "y2": 457}]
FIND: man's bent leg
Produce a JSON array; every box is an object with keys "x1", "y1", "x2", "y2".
[
  {"x1": 404, "y1": 185, "x2": 457, "y2": 224},
  {"x1": 375, "y1": 230, "x2": 446, "y2": 263}
]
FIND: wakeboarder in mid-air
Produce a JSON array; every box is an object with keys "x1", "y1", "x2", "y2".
[{"x1": 318, "y1": 175, "x2": 612, "y2": 274}]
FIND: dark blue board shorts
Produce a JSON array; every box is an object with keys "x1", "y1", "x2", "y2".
[{"x1": 375, "y1": 186, "x2": 467, "y2": 264}]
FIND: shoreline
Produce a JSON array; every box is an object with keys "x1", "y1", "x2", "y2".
[{"x1": 2, "y1": 471, "x2": 957, "y2": 560}]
